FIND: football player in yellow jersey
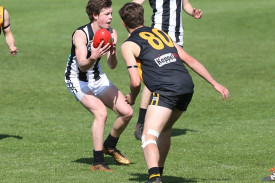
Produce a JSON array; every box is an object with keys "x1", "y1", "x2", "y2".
[
  {"x1": 132, "y1": 0, "x2": 203, "y2": 141},
  {"x1": 119, "y1": 3, "x2": 229, "y2": 183},
  {"x1": 0, "y1": 6, "x2": 17, "y2": 56}
]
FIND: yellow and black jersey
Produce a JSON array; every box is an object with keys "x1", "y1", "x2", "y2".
[{"x1": 126, "y1": 26, "x2": 194, "y2": 96}]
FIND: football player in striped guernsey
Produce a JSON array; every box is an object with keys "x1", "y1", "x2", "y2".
[{"x1": 65, "y1": 0, "x2": 133, "y2": 172}]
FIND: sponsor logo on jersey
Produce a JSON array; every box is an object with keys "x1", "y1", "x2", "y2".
[{"x1": 154, "y1": 53, "x2": 179, "y2": 67}]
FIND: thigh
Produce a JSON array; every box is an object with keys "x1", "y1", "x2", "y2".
[
  {"x1": 81, "y1": 91, "x2": 107, "y2": 115},
  {"x1": 100, "y1": 85, "x2": 131, "y2": 116},
  {"x1": 146, "y1": 93, "x2": 184, "y2": 132},
  {"x1": 164, "y1": 109, "x2": 183, "y2": 130},
  {"x1": 66, "y1": 78, "x2": 107, "y2": 116},
  {"x1": 144, "y1": 105, "x2": 173, "y2": 133},
  {"x1": 140, "y1": 85, "x2": 151, "y2": 108}
]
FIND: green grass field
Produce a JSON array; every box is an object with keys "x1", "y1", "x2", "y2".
[{"x1": 1, "y1": 0, "x2": 274, "y2": 182}]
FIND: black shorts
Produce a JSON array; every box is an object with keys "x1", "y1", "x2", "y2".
[{"x1": 149, "y1": 92, "x2": 193, "y2": 111}]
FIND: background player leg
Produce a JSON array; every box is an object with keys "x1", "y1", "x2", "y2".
[{"x1": 134, "y1": 85, "x2": 151, "y2": 140}]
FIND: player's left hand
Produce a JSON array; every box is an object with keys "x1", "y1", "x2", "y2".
[
  {"x1": 213, "y1": 83, "x2": 229, "y2": 100},
  {"x1": 109, "y1": 38, "x2": 116, "y2": 55}
]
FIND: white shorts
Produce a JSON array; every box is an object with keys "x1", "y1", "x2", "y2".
[{"x1": 65, "y1": 73, "x2": 114, "y2": 101}]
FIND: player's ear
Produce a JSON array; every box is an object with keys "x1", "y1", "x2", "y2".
[
  {"x1": 122, "y1": 21, "x2": 126, "y2": 27},
  {"x1": 93, "y1": 13, "x2": 98, "y2": 21}
]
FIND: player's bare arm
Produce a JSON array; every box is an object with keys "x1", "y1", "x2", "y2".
[
  {"x1": 3, "y1": 9, "x2": 17, "y2": 56},
  {"x1": 121, "y1": 41, "x2": 141, "y2": 105},
  {"x1": 175, "y1": 43, "x2": 229, "y2": 100},
  {"x1": 74, "y1": 30, "x2": 109, "y2": 72},
  {"x1": 107, "y1": 28, "x2": 118, "y2": 69},
  {"x1": 183, "y1": 0, "x2": 202, "y2": 19}
]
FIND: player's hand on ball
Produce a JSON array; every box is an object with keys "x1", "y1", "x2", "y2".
[{"x1": 90, "y1": 40, "x2": 111, "y2": 60}]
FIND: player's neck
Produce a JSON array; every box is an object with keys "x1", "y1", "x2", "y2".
[{"x1": 129, "y1": 25, "x2": 143, "y2": 33}]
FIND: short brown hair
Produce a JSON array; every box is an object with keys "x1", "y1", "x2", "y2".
[
  {"x1": 119, "y1": 2, "x2": 144, "y2": 29},
  {"x1": 86, "y1": 0, "x2": 112, "y2": 22}
]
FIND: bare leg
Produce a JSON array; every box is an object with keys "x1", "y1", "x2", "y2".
[
  {"x1": 100, "y1": 85, "x2": 133, "y2": 138},
  {"x1": 142, "y1": 105, "x2": 173, "y2": 169},
  {"x1": 100, "y1": 86, "x2": 133, "y2": 165},
  {"x1": 158, "y1": 109, "x2": 183, "y2": 167},
  {"x1": 134, "y1": 85, "x2": 151, "y2": 140},
  {"x1": 80, "y1": 92, "x2": 107, "y2": 151},
  {"x1": 140, "y1": 85, "x2": 151, "y2": 109}
]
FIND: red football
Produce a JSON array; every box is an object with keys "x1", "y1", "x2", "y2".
[{"x1": 93, "y1": 28, "x2": 112, "y2": 48}]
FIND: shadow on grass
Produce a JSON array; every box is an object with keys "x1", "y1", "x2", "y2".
[
  {"x1": 130, "y1": 174, "x2": 231, "y2": 182},
  {"x1": 0, "y1": 134, "x2": 23, "y2": 140},
  {"x1": 73, "y1": 158, "x2": 94, "y2": 165},
  {"x1": 129, "y1": 173, "x2": 197, "y2": 182},
  {"x1": 198, "y1": 178, "x2": 231, "y2": 182},
  {"x1": 73, "y1": 157, "x2": 135, "y2": 166},
  {"x1": 171, "y1": 128, "x2": 197, "y2": 137}
]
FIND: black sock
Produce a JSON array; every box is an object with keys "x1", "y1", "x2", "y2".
[
  {"x1": 137, "y1": 108, "x2": 147, "y2": 125},
  {"x1": 104, "y1": 134, "x2": 119, "y2": 149},
  {"x1": 93, "y1": 150, "x2": 104, "y2": 165},
  {"x1": 148, "y1": 167, "x2": 160, "y2": 181},
  {"x1": 160, "y1": 167, "x2": 164, "y2": 176}
]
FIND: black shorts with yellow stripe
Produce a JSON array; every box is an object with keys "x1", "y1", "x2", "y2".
[{"x1": 149, "y1": 92, "x2": 193, "y2": 111}]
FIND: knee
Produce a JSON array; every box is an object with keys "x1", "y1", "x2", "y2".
[
  {"x1": 121, "y1": 106, "x2": 134, "y2": 123},
  {"x1": 127, "y1": 107, "x2": 134, "y2": 119},
  {"x1": 93, "y1": 109, "x2": 108, "y2": 123},
  {"x1": 141, "y1": 129, "x2": 160, "y2": 149}
]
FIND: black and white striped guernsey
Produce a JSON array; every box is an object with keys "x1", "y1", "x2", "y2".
[
  {"x1": 149, "y1": 0, "x2": 184, "y2": 46},
  {"x1": 65, "y1": 23, "x2": 112, "y2": 83}
]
